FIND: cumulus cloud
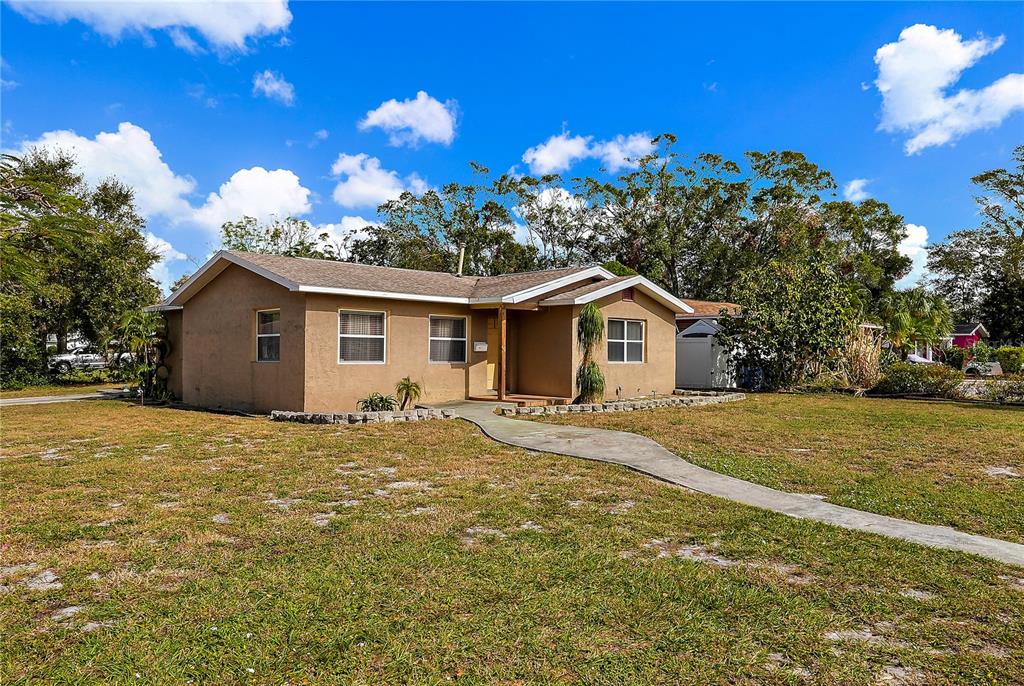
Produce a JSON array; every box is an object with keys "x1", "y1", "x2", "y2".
[
  {"x1": 843, "y1": 179, "x2": 871, "y2": 202},
  {"x1": 522, "y1": 130, "x2": 654, "y2": 175},
  {"x1": 896, "y1": 223, "x2": 930, "y2": 287},
  {"x1": 316, "y1": 216, "x2": 380, "y2": 257},
  {"x1": 6, "y1": 121, "x2": 196, "y2": 221},
  {"x1": 875, "y1": 24, "x2": 1024, "y2": 154},
  {"x1": 193, "y1": 167, "x2": 312, "y2": 232},
  {"x1": 6, "y1": 0, "x2": 291, "y2": 52},
  {"x1": 359, "y1": 91, "x2": 457, "y2": 147},
  {"x1": 252, "y1": 69, "x2": 295, "y2": 105},
  {"x1": 330, "y1": 153, "x2": 428, "y2": 209},
  {"x1": 144, "y1": 231, "x2": 187, "y2": 292}
]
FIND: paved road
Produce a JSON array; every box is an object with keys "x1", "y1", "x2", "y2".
[
  {"x1": 0, "y1": 392, "x2": 127, "y2": 407},
  {"x1": 435, "y1": 399, "x2": 1024, "y2": 567}
]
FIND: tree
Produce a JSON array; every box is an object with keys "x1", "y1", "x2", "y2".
[
  {"x1": 876, "y1": 288, "x2": 952, "y2": 358},
  {"x1": 221, "y1": 215, "x2": 341, "y2": 259},
  {"x1": 500, "y1": 174, "x2": 599, "y2": 268},
  {"x1": 717, "y1": 255, "x2": 857, "y2": 390},
  {"x1": 574, "y1": 302, "x2": 605, "y2": 403},
  {"x1": 928, "y1": 145, "x2": 1023, "y2": 328},
  {"x1": 395, "y1": 376, "x2": 422, "y2": 410}
]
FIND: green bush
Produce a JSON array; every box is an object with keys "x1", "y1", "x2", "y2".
[
  {"x1": 943, "y1": 345, "x2": 968, "y2": 371},
  {"x1": 871, "y1": 362, "x2": 964, "y2": 398},
  {"x1": 995, "y1": 346, "x2": 1024, "y2": 374},
  {"x1": 978, "y1": 376, "x2": 1024, "y2": 404},
  {"x1": 357, "y1": 392, "x2": 398, "y2": 412},
  {"x1": 970, "y1": 340, "x2": 994, "y2": 364}
]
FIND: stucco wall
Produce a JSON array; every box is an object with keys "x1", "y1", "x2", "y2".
[
  {"x1": 303, "y1": 295, "x2": 487, "y2": 412},
  {"x1": 162, "y1": 309, "x2": 183, "y2": 400},
  {"x1": 511, "y1": 306, "x2": 575, "y2": 398},
  {"x1": 179, "y1": 264, "x2": 306, "y2": 413},
  {"x1": 571, "y1": 290, "x2": 678, "y2": 401}
]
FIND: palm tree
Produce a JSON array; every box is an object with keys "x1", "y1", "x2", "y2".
[
  {"x1": 877, "y1": 288, "x2": 952, "y2": 359},
  {"x1": 575, "y1": 302, "x2": 605, "y2": 403},
  {"x1": 107, "y1": 310, "x2": 161, "y2": 403},
  {"x1": 395, "y1": 376, "x2": 422, "y2": 410}
]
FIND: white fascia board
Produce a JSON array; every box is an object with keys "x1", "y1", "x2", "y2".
[
  {"x1": 544, "y1": 275, "x2": 694, "y2": 314},
  {"x1": 166, "y1": 250, "x2": 299, "y2": 306},
  {"x1": 296, "y1": 285, "x2": 470, "y2": 304},
  {"x1": 486, "y1": 265, "x2": 615, "y2": 305},
  {"x1": 143, "y1": 304, "x2": 183, "y2": 312}
]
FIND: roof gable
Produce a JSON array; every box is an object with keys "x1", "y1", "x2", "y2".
[{"x1": 538, "y1": 274, "x2": 693, "y2": 314}]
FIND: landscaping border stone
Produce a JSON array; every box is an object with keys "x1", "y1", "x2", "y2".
[
  {"x1": 499, "y1": 390, "x2": 745, "y2": 416},
  {"x1": 271, "y1": 407, "x2": 458, "y2": 425}
]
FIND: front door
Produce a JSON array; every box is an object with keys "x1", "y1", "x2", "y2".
[{"x1": 486, "y1": 317, "x2": 501, "y2": 390}]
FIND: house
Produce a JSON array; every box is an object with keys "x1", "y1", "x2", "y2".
[
  {"x1": 673, "y1": 299, "x2": 741, "y2": 389},
  {"x1": 948, "y1": 323, "x2": 989, "y2": 349},
  {"x1": 145, "y1": 250, "x2": 693, "y2": 413}
]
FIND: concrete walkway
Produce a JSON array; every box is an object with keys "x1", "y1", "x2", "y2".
[
  {"x1": 0, "y1": 391, "x2": 127, "y2": 407},
  {"x1": 435, "y1": 400, "x2": 1024, "y2": 567}
]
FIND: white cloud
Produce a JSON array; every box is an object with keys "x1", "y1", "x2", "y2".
[
  {"x1": 590, "y1": 133, "x2": 655, "y2": 172},
  {"x1": 359, "y1": 91, "x2": 457, "y2": 147},
  {"x1": 843, "y1": 178, "x2": 871, "y2": 202},
  {"x1": 7, "y1": 121, "x2": 196, "y2": 221},
  {"x1": 875, "y1": 24, "x2": 1024, "y2": 154},
  {"x1": 316, "y1": 216, "x2": 379, "y2": 257},
  {"x1": 522, "y1": 131, "x2": 592, "y2": 175},
  {"x1": 896, "y1": 223, "x2": 929, "y2": 287},
  {"x1": 6, "y1": 0, "x2": 291, "y2": 52},
  {"x1": 252, "y1": 69, "x2": 294, "y2": 105},
  {"x1": 522, "y1": 130, "x2": 654, "y2": 175},
  {"x1": 193, "y1": 167, "x2": 312, "y2": 232},
  {"x1": 144, "y1": 231, "x2": 187, "y2": 292},
  {"x1": 330, "y1": 153, "x2": 427, "y2": 209}
]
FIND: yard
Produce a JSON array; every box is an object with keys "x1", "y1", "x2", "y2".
[
  {"x1": 0, "y1": 383, "x2": 121, "y2": 400},
  {"x1": 537, "y1": 394, "x2": 1024, "y2": 543},
  {"x1": 1, "y1": 399, "x2": 1021, "y2": 684}
]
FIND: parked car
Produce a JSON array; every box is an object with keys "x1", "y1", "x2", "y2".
[
  {"x1": 965, "y1": 361, "x2": 1003, "y2": 377},
  {"x1": 48, "y1": 347, "x2": 132, "y2": 374}
]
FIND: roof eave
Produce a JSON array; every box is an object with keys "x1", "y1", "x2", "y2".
[{"x1": 543, "y1": 275, "x2": 694, "y2": 314}]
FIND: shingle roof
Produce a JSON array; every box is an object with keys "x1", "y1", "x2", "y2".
[
  {"x1": 537, "y1": 275, "x2": 633, "y2": 303},
  {"x1": 952, "y1": 322, "x2": 987, "y2": 336},
  {"x1": 678, "y1": 299, "x2": 741, "y2": 317},
  {"x1": 222, "y1": 250, "x2": 597, "y2": 301}
]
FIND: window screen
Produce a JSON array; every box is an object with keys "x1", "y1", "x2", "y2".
[
  {"x1": 339, "y1": 311, "x2": 385, "y2": 363},
  {"x1": 429, "y1": 316, "x2": 467, "y2": 363},
  {"x1": 256, "y1": 310, "x2": 280, "y2": 362},
  {"x1": 608, "y1": 318, "x2": 644, "y2": 363}
]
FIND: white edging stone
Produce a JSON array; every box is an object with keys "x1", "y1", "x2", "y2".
[
  {"x1": 500, "y1": 391, "x2": 745, "y2": 416},
  {"x1": 271, "y1": 407, "x2": 458, "y2": 425}
]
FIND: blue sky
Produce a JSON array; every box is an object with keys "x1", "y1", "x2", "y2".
[{"x1": 2, "y1": 1, "x2": 1022, "y2": 293}]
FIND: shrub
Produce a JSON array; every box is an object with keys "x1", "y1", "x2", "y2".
[
  {"x1": 357, "y1": 392, "x2": 398, "y2": 412},
  {"x1": 969, "y1": 340, "x2": 994, "y2": 364},
  {"x1": 977, "y1": 376, "x2": 1024, "y2": 404},
  {"x1": 395, "y1": 376, "x2": 422, "y2": 410},
  {"x1": 574, "y1": 302, "x2": 605, "y2": 403},
  {"x1": 995, "y1": 346, "x2": 1024, "y2": 375},
  {"x1": 943, "y1": 345, "x2": 968, "y2": 371},
  {"x1": 871, "y1": 362, "x2": 964, "y2": 398},
  {"x1": 842, "y1": 331, "x2": 882, "y2": 389}
]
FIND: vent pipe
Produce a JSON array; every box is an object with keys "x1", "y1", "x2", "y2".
[{"x1": 456, "y1": 246, "x2": 466, "y2": 277}]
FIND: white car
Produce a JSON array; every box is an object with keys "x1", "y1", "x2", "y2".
[{"x1": 48, "y1": 347, "x2": 132, "y2": 374}]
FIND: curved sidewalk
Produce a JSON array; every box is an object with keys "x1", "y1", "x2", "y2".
[{"x1": 435, "y1": 400, "x2": 1024, "y2": 567}]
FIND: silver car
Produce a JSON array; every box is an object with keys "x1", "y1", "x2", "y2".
[{"x1": 48, "y1": 347, "x2": 131, "y2": 374}]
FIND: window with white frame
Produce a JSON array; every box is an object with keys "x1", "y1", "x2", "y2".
[
  {"x1": 608, "y1": 318, "x2": 644, "y2": 363},
  {"x1": 429, "y1": 316, "x2": 467, "y2": 363},
  {"x1": 339, "y1": 310, "x2": 385, "y2": 363},
  {"x1": 256, "y1": 310, "x2": 281, "y2": 362}
]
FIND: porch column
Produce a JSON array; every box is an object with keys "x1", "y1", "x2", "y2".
[{"x1": 498, "y1": 305, "x2": 507, "y2": 401}]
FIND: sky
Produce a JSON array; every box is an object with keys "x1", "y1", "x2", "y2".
[{"x1": 2, "y1": 1, "x2": 1022, "y2": 294}]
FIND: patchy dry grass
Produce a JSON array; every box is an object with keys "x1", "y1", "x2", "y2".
[
  {"x1": 1, "y1": 400, "x2": 1022, "y2": 684},
  {"x1": 0, "y1": 383, "x2": 120, "y2": 399},
  {"x1": 538, "y1": 394, "x2": 1024, "y2": 543}
]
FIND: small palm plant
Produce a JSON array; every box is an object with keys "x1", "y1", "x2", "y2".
[
  {"x1": 357, "y1": 392, "x2": 398, "y2": 412},
  {"x1": 395, "y1": 376, "x2": 422, "y2": 410},
  {"x1": 575, "y1": 302, "x2": 605, "y2": 403}
]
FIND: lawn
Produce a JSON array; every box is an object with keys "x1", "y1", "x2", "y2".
[
  {"x1": 0, "y1": 383, "x2": 122, "y2": 400},
  {"x1": 537, "y1": 394, "x2": 1024, "y2": 543},
  {"x1": 1, "y1": 400, "x2": 1021, "y2": 684}
]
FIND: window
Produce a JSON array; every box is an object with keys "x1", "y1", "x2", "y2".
[
  {"x1": 256, "y1": 310, "x2": 281, "y2": 362},
  {"x1": 429, "y1": 316, "x2": 467, "y2": 363},
  {"x1": 339, "y1": 310, "x2": 385, "y2": 363},
  {"x1": 608, "y1": 318, "x2": 644, "y2": 363}
]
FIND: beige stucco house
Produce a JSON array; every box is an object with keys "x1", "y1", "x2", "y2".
[{"x1": 147, "y1": 250, "x2": 693, "y2": 413}]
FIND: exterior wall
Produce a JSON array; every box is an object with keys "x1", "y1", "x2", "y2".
[
  {"x1": 303, "y1": 294, "x2": 488, "y2": 412},
  {"x1": 511, "y1": 306, "x2": 575, "y2": 398},
  {"x1": 179, "y1": 264, "x2": 306, "y2": 413},
  {"x1": 162, "y1": 309, "x2": 183, "y2": 400},
  {"x1": 953, "y1": 333, "x2": 982, "y2": 349},
  {"x1": 571, "y1": 290, "x2": 678, "y2": 401}
]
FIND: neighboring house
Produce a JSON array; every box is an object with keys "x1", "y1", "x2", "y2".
[
  {"x1": 948, "y1": 322, "x2": 989, "y2": 349},
  {"x1": 145, "y1": 250, "x2": 693, "y2": 413},
  {"x1": 674, "y1": 299, "x2": 741, "y2": 389}
]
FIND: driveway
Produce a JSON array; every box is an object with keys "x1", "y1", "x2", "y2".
[
  {"x1": 0, "y1": 391, "x2": 128, "y2": 407},
  {"x1": 436, "y1": 400, "x2": 1024, "y2": 567}
]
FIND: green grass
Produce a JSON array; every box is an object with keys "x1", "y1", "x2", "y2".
[
  {"x1": 1, "y1": 400, "x2": 1022, "y2": 684},
  {"x1": 537, "y1": 393, "x2": 1024, "y2": 543},
  {"x1": 0, "y1": 382, "x2": 121, "y2": 399}
]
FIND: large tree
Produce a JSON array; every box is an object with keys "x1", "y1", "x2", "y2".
[
  {"x1": 928, "y1": 145, "x2": 1023, "y2": 336},
  {"x1": 221, "y1": 215, "x2": 342, "y2": 260}
]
